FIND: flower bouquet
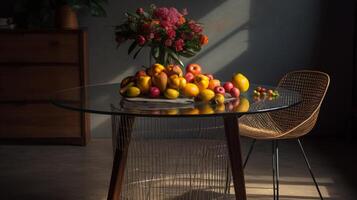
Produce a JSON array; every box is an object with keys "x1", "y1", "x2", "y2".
[
  {"x1": 116, "y1": 5, "x2": 250, "y2": 105},
  {"x1": 115, "y1": 4, "x2": 208, "y2": 66}
]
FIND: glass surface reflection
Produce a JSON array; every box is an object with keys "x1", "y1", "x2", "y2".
[{"x1": 51, "y1": 83, "x2": 301, "y2": 117}]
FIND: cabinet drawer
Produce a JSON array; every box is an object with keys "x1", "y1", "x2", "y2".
[
  {"x1": 0, "y1": 33, "x2": 79, "y2": 63},
  {"x1": 0, "y1": 66, "x2": 80, "y2": 101},
  {"x1": 0, "y1": 103, "x2": 82, "y2": 138}
]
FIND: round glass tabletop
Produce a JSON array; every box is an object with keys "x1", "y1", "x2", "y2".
[{"x1": 51, "y1": 83, "x2": 301, "y2": 117}]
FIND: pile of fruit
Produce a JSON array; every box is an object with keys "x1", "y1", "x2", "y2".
[
  {"x1": 120, "y1": 63, "x2": 250, "y2": 104},
  {"x1": 253, "y1": 86, "x2": 279, "y2": 101}
]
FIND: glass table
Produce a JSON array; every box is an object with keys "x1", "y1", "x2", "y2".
[{"x1": 52, "y1": 83, "x2": 301, "y2": 200}]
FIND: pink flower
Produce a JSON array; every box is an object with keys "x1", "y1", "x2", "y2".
[
  {"x1": 174, "y1": 39, "x2": 184, "y2": 51},
  {"x1": 188, "y1": 20, "x2": 203, "y2": 33},
  {"x1": 136, "y1": 8, "x2": 144, "y2": 15},
  {"x1": 136, "y1": 35, "x2": 146, "y2": 46},
  {"x1": 146, "y1": 33, "x2": 154, "y2": 40},
  {"x1": 165, "y1": 39, "x2": 173, "y2": 47},
  {"x1": 154, "y1": 7, "x2": 169, "y2": 19},
  {"x1": 166, "y1": 29, "x2": 176, "y2": 39},
  {"x1": 154, "y1": 7, "x2": 183, "y2": 29},
  {"x1": 160, "y1": 20, "x2": 172, "y2": 30}
]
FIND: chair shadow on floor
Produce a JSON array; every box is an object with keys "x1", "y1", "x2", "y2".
[{"x1": 169, "y1": 189, "x2": 234, "y2": 200}]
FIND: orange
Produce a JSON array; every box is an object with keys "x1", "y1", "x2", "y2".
[{"x1": 183, "y1": 83, "x2": 200, "y2": 97}]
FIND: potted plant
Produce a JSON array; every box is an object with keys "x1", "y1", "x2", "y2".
[{"x1": 54, "y1": 0, "x2": 108, "y2": 29}]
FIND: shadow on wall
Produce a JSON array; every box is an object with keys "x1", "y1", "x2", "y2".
[{"x1": 82, "y1": 0, "x2": 322, "y2": 137}]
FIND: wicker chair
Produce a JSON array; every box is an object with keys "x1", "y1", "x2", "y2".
[{"x1": 239, "y1": 70, "x2": 330, "y2": 200}]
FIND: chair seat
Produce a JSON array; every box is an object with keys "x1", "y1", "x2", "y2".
[{"x1": 239, "y1": 109, "x2": 319, "y2": 140}]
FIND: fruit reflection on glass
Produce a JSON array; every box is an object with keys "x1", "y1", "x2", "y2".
[
  {"x1": 234, "y1": 97, "x2": 249, "y2": 112},
  {"x1": 120, "y1": 63, "x2": 250, "y2": 106}
]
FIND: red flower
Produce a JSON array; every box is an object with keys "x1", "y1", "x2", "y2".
[
  {"x1": 137, "y1": 35, "x2": 146, "y2": 46},
  {"x1": 174, "y1": 39, "x2": 184, "y2": 51},
  {"x1": 165, "y1": 39, "x2": 173, "y2": 47},
  {"x1": 136, "y1": 8, "x2": 144, "y2": 15},
  {"x1": 180, "y1": 32, "x2": 194, "y2": 40},
  {"x1": 154, "y1": 32, "x2": 162, "y2": 41},
  {"x1": 188, "y1": 20, "x2": 203, "y2": 33},
  {"x1": 166, "y1": 29, "x2": 176, "y2": 39},
  {"x1": 141, "y1": 23, "x2": 151, "y2": 33}
]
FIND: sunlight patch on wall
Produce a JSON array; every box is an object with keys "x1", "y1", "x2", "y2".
[{"x1": 187, "y1": 0, "x2": 250, "y2": 74}]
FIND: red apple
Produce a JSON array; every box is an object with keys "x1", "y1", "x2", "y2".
[
  {"x1": 149, "y1": 86, "x2": 160, "y2": 98},
  {"x1": 135, "y1": 70, "x2": 147, "y2": 78},
  {"x1": 230, "y1": 87, "x2": 240, "y2": 98},
  {"x1": 184, "y1": 72, "x2": 195, "y2": 83},
  {"x1": 214, "y1": 86, "x2": 225, "y2": 95},
  {"x1": 223, "y1": 82, "x2": 234, "y2": 93},
  {"x1": 186, "y1": 63, "x2": 202, "y2": 75},
  {"x1": 204, "y1": 73, "x2": 214, "y2": 80}
]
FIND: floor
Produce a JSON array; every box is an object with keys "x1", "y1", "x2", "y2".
[{"x1": 0, "y1": 137, "x2": 356, "y2": 200}]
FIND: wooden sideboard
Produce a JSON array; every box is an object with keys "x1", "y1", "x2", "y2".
[{"x1": 0, "y1": 30, "x2": 89, "y2": 145}]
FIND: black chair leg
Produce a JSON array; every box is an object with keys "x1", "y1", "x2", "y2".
[
  {"x1": 243, "y1": 139, "x2": 256, "y2": 169},
  {"x1": 297, "y1": 139, "x2": 324, "y2": 200},
  {"x1": 275, "y1": 140, "x2": 280, "y2": 200},
  {"x1": 272, "y1": 141, "x2": 276, "y2": 200},
  {"x1": 224, "y1": 139, "x2": 256, "y2": 194},
  {"x1": 272, "y1": 140, "x2": 280, "y2": 200}
]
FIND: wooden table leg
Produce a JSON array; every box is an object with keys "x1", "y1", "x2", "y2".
[
  {"x1": 223, "y1": 115, "x2": 247, "y2": 200},
  {"x1": 107, "y1": 115, "x2": 135, "y2": 200}
]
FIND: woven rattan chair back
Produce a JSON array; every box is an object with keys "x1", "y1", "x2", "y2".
[{"x1": 239, "y1": 70, "x2": 330, "y2": 139}]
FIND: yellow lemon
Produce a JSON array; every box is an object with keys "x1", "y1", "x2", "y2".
[
  {"x1": 164, "y1": 88, "x2": 180, "y2": 99},
  {"x1": 199, "y1": 89, "x2": 215, "y2": 102},
  {"x1": 232, "y1": 73, "x2": 249, "y2": 92},
  {"x1": 214, "y1": 93, "x2": 225, "y2": 104},
  {"x1": 126, "y1": 86, "x2": 141, "y2": 97}
]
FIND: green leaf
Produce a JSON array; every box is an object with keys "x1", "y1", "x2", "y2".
[
  {"x1": 89, "y1": 1, "x2": 107, "y2": 17},
  {"x1": 163, "y1": 49, "x2": 168, "y2": 65},
  {"x1": 133, "y1": 47, "x2": 143, "y2": 59},
  {"x1": 142, "y1": 11, "x2": 150, "y2": 19},
  {"x1": 168, "y1": 51, "x2": 184, "y2": 67},
  {"x1": 128, "y1": 41, "x2": 137, "y2": 55},
  {"x1": 125, "y1": 11, "x2": 140, "y2": 18},
  {"x1": 153, "y1": 47, "x2": 160, "y2": 59},
  {"x1": 179, "y1": 51, "x2": 196, "y2": 58}
]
